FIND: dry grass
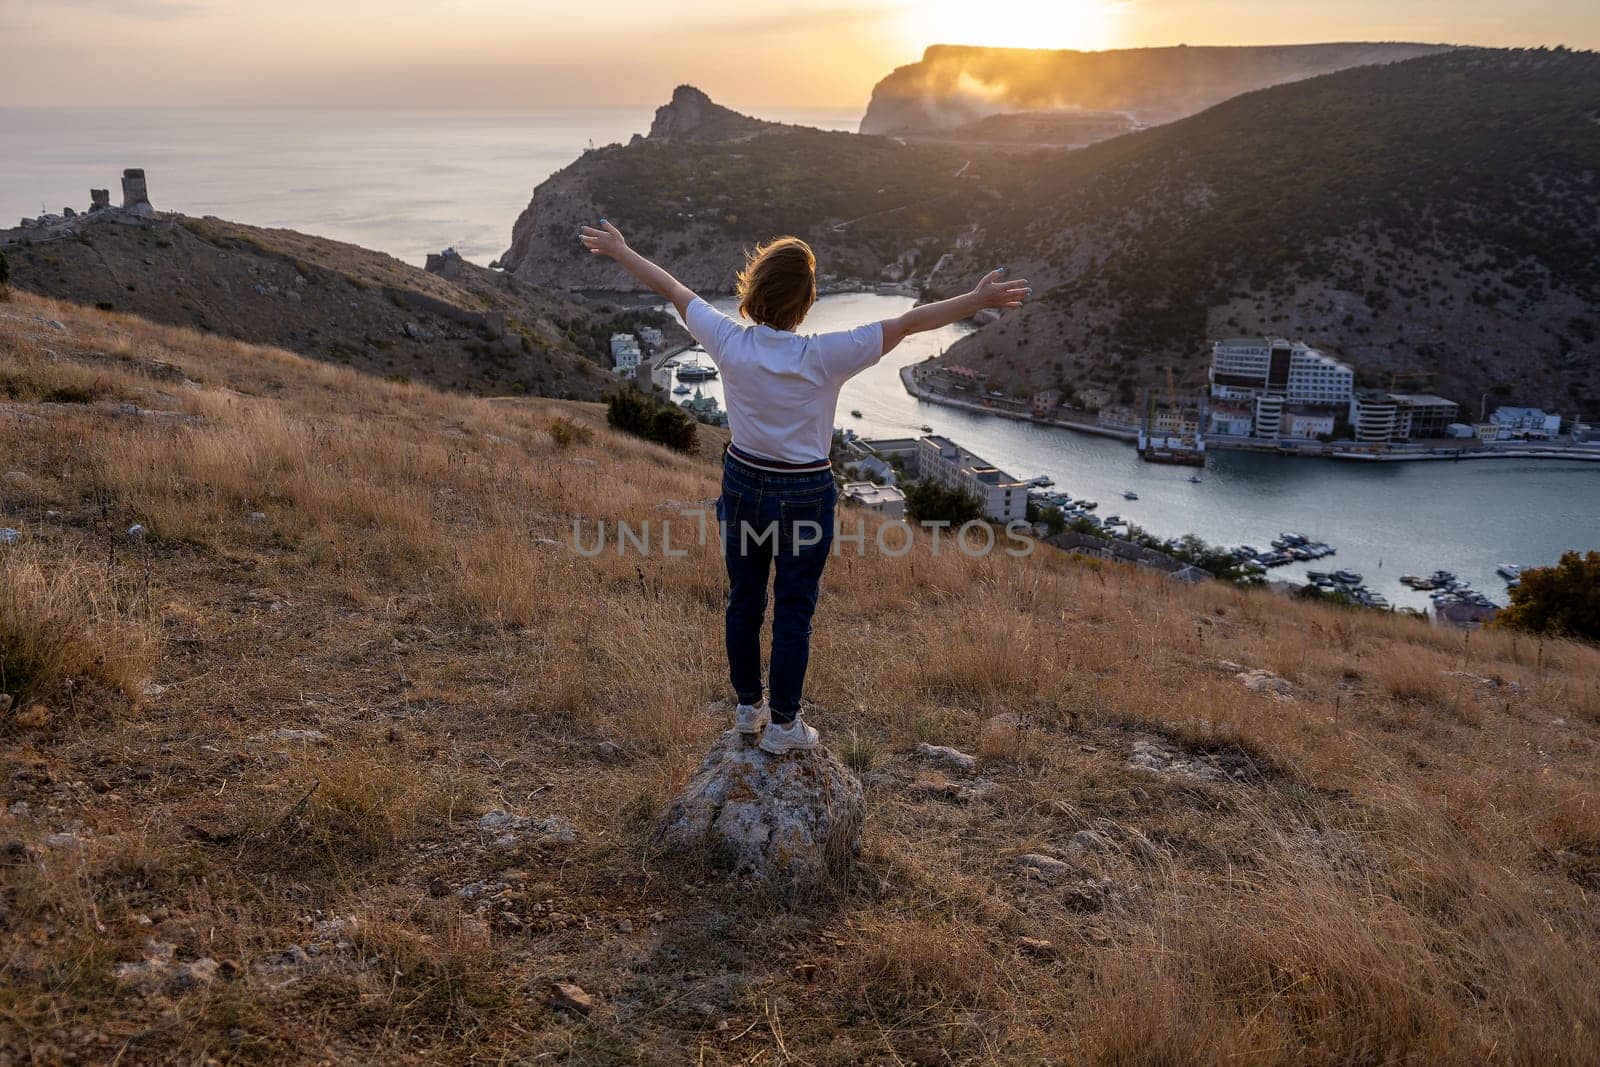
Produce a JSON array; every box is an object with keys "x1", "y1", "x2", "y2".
[{"x1": 2, "y1": 291, "x2": 1599, "y2": 1064}]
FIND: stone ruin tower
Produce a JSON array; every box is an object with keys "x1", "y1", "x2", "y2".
[
  {"x1": 120, "y1": 168, "x2": 154, "y2": 217},
  {"x1": 89, "y1": 189, "x2": 111, "y2": 212}
]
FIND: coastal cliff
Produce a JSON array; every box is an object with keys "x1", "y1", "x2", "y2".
[{"x1": 499, "y1": 86, "x2": 983, "y2": 294}]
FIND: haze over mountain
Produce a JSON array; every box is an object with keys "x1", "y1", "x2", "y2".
[{"x1": 860, "y1": 42, "x2": 1453, "y2": 140}]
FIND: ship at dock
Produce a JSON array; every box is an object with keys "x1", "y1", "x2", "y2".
[{"x1": 1137, "y1": 372, "x2": 1207, "y2": 467}]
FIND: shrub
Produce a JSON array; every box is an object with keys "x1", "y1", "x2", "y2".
[
  {"x1": 606, "y1": 388, "x2": 698, "y2": 454},
  {"x1": 1498, "y1": 551, "x2": 1600, "y2": 641},
  {"x1": 902, "y1": 479, "x2": 983, "y2": 525},
  {"x1": 545, "y1": 415, "x2": 593, "y2": 450}
]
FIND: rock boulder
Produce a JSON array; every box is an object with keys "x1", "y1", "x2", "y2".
[{"x1": 653, "y1": 730, "x2": 864, "y2": 892}]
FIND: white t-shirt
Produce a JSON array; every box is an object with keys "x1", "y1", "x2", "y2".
[{"x1": 683, "y1": 298, "x2": 884, "y2": 464}]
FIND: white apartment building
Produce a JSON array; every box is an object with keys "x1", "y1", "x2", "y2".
[
  {"x1": 854, "y1": 436, "x2": 1027, "y2": 523},
  {"x1": 1210, "y1": 338, "x2": 1353, "y2": 408},
  {"x1": 610, "y1": 333, "x2": 642, "y2": 373},
  {"x1": 914, "y1": 436, "x2": 1029, "y2": 523},
  {"x1": 1489, "y1": 406, "x2": 1562, "y2": 440},
  {"x1": 841, "y1": 482, "x2": 906, "y2": 517}
]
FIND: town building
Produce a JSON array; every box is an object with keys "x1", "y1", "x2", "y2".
[
  {"x1": 638, "y1": 326, "x2": 664, "y2": 348},
  {"x1": 841, "y1": 482, "x2": 906, "y2": 517},
  {"x1": 1078, "y1": 387, "x2": 1113, "y2": 411},
  {"x1": 1285, "y1": 411, "x2": 1335, "y2": 440},
  {"x1": 1209, "y1": 338, "x2": 1354, "y2": 408},
  {"x1": 1489, "y1": 406, "x2": 1562, "y2": 440},
  {"x1": 853, "y1": 435, "x2": 1028, "y2": 523},
  {"x1": 1031, "y1": 389, "x2": 1062, "y2": 418},
  {"x1": 1348, "y1": 392, "x2": 1461, "y2": 443},
  {"x1": 1253, "y1": 394, "x2": 1285, "y2": 439},
  {"x1": 610, "y1": 333, "x2": 642, "y2": 374},
  {"x1": 844, "y1": 454, "x2": 897, "y2": 486},
  {"x1": 1208, "y1": 404, "x2": 1254, "y2": 437}
]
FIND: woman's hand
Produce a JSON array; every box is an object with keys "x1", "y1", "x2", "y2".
[
  {"x1": 970, "y1": 267, "x2": 1032, "y2": 310},
  {"x1": 579, "y1": 220, "x2": 629, "y2": 260}
]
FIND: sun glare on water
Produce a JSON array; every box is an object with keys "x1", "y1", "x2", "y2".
[{"x1": 912, "y1": 0, "x2": 1123, "y2": 52}]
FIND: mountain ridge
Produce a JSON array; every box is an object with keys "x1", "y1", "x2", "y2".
[{"x1": 861, "y1": 41, "x2": 1454, "y2": 139}]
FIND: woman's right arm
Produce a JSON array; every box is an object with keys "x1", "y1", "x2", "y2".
[
  {"x1": 579, "y1": 221, "x2": 698, "y2": 320},
  {"x1": 879, "y1": 268, "x2": 1031, "y2": 355}
]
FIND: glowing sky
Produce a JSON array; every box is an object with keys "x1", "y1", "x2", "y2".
[{"x1": 2, "y1": 0, "x2": 1596, "y2": 109}]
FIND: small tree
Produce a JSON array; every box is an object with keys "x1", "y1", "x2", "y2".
[
  {"x1": 606, "y1": 388, "x2": 698, "y2": 454},
  {"x1": 903, "y1": 479, "x2": 983, "y2": 525},
  {"x1": 1497, "y1": 551, "x2": 1600, "y2": 641}
]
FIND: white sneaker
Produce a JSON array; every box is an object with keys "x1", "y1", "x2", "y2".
[
  {"x1": 758, "y1": 717, "x2": 820, "y2": 755},
  {"x1": 734, "y1": 702, "x2": 770, "y2": 735}
]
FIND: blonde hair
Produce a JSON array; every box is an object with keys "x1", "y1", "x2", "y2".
[{"x1": 736, "y1": 236, "x2": 817, "y2": 332}]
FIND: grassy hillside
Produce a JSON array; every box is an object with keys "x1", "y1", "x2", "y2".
[
  {"x1": 2, "y1": 212, "x2": 614, "y2": 400},
  {"x1": 939, "y1": 47, "x2": 1600, "y2": 412},
  {"x1": 3, "y1": 291, "x2": 1599, "y2": 1063}
]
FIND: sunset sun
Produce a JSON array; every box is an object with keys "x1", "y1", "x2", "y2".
[{"x1": 912, "y1": 0, "x2": 1125, "y2": 51}]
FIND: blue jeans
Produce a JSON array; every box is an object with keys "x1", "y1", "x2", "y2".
[{"x1": 718, "y1": 453, "x2": 837, "y2": 725}]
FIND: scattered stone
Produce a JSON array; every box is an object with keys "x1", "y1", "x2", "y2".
[
  {"x1": 246, "y1": 511, "x2": 268, "y2": 524},
  {"x1": 114, "y1": 940, "x2": 176, "y2": 991},
  {"x1": 126, "y1": 524, "x2": 146, "y2": 542},
  {"x1": 44, "y1": 831, "x2": 87, "y2": 851},
  {"x1": 1442, "y1": 670, "x2": 1524, "y2": 695},
  {"x1": 912, "y1": 742, "x2": 978, "y2": 773},
  {"x1": 0, "y1": 694, "x2": 11, "y2": 717},
  {"x1": 548, "y1": 981, "x2": 596, "y2": 1016},
  {"x1": 595, "y1": 740, "x2": 624, "y2": 760},
  {"x1": 2, "y1": 471, "x2": 29, "y2": 486},
  {"x1": 1237, "y1": 669, "x2": 1294, "y2": 699},
  {"x1": 0, "y1": 529, "x2": 19, "y2": 546},
  {"x1": 1062, "y1": 876, "x2": 1126, "y2": 913},
  {"x1": 312, "y1": 916, "x2": 358, "y2": 946},
  {"x1": 1016, "y1": 853, "x2": 1075, "y2": 882},
  {"x1": 1017, "y1": 936, "x2": 1057, "y2": 957},
  {"x1": 169, "y1": 957, "x2": 220, "y2": 992},
  {"x1": 905, "y1": 776, "x2": 983, "y2": 804},
  {"x1": 428, "y1": 876, "x2": 451, "y2": 897},
  {"x1": 265, "y1": 728, "x2": 328, "y2": 744},
  {"x1": 477, "y1": 810, "x2": 578, "y2": 847},
  {"x1": 1127, "y1": 739, "x2": 1225, "y2": 782},
  {"x1": 653, "y1": 729, "x2": 864, "y2": 891},
  {"x1": 7, "y1": 799, "x2": 26, "y2": 815},
  {"x1": 1215, "y1": 659, "x2": 1245, "y2": 673},
  {"x1": 1065, "y1": 829, "x2": 1114, "y2": 858}
]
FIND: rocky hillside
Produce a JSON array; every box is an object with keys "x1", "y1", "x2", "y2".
[
  {"x1": 933, "y1": 47, "x2": 1600, "y2": 413},
  {"x1": 501, "y1": 87, "x2": 993, "y2": 294},
  {"x1": 3, "y1": 292, "x2": 1598, "y2": 1062},
  {"x1": 2, "y1": 205, "x2": 615, "y2": 399},
  {"x1": 860, "y1": 42, "x2": 1451, "y2": 138}
]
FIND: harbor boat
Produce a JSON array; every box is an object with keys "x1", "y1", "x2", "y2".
[
  {"x1": 1078, "y1": 500, "x2": 1098, "y2": 511},
  {"x1": 676, "y1": 363, "x2": 719, "y2": 381},
  {"x1": 920, "y1": 424, "x2": 934, "y2": 433},
  {"x1": 850, "y1": 409, "x2": 863, "y2": 418},
  {"x1": 1333, "y1": 570, "x2": 1363, "y2": 585},
  {"x1": 672, "y1": 384, "x2": 691, "y2": 395},
  {"x1": 1496, "y1": 563, "x2": 1522, "y2": 581},
  {"x1": 1122, "y1": 490, "x2": 1139, "y2": 500},
  {"x1": 1026, "y1": 475, "x2": 1056, "y2": 488},
  {"x1": 1188, "y1": 475, "x2": 1203, "y2": 484}
]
